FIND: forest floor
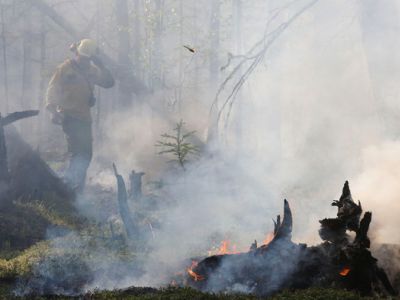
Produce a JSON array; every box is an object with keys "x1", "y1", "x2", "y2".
[
  {"x1": 0, "y1": 284, "x2": 395, "y2": 300},
  {"x1": 0, "y1": 133, "x2": 398, "y2": 299},
  {"x1": 0, "y1": 182, "x2": 389, "y2": 299}
]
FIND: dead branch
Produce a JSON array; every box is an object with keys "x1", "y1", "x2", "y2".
[
  {"x1": 1, "y1": 110, "x2": 39, "y2": 127},
  {"x1": 208, "y1": 0, "x2": 320, "y2": 140}
]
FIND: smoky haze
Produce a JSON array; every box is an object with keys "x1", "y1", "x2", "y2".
[{"x1": 1, "y1": 0, "x2": 400, "y2": 293}]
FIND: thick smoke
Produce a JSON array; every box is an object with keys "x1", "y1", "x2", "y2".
[
  {"x1": 4, "y1": 0, "x2": 400, "y2": 294},
  {"x1": 85, "y1": 0, "x2": 400, "y2": 290}
]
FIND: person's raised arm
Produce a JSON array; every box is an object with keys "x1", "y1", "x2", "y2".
[{"x1": 91, "y1": 56, "x2": 115, "y2": 89}]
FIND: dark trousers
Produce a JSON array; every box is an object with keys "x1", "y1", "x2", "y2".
[{"x1": 62, "y1": 116, "x2": 92, "y2": 191}]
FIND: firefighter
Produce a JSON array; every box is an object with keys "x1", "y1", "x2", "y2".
[{"x1": 45, "y1": 39, "x2": 114, "y2": 191}]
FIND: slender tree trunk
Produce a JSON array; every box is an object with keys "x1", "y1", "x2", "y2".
[
  {"x1": 153, "y1": 0, "x2": 164, "y2": 89},
  {"x1": 21, "y1": 9, "x2": 32, "y2": 110},
  {"x1": 38, "y1": 14, "x2": 46, "y2": 112},
  {"x1": 95, "y1": 0, "x2": 102, "y2": 143},
  {"x1": 206, "y1": 0, "x2": 221, "y2": 145},
  {"x1": 20, "y1": 7, "x2": 33, "y2": 141},
  {"x1": 358, "y1": 0, "x2": 400, "y2": 135},
  {"x1": 36, "y1": 12, "x2": 47, "y2": 149},
  {"x1": 232, "y1": 0, "x2": 244, "y2": 151},
  {"x1": 192, "y1": 0, "x2": 200, "y2": 97},
  {"x1": 209, "y1": 0, "x2": 220, "y2": 91},
  {"x1": 1, "y1": 3, "x2": 9, "y2": 113},
  {"x1": 115, "y1": 0, "x2": 134, "y2": 108},
  {"x1": 133, "y1": 0, "x2": 142, "y2": 80}
]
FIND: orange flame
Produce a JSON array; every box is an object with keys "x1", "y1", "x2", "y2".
[
  {"x1": 216, "y1": 240, "x2": 241, "y2": 255},
  {"x1": 218, "y1": 240, "x2": 229, "y2": 254},
  {"x1": 263, "y1": 232, "x2": 274, "y2": 245},
  {"x1": 187, "y1": 260, "x2": 205, "y2": 281},
  {"x1": 339, "y1": 266, "x2": 351, "y2": 276}
]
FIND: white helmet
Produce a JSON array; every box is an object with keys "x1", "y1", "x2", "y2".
[{"x1": 76, "y1": 39, "x2": 98, "y2": 57}]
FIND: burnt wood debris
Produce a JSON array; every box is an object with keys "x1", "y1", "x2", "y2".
[
  {"x1": 188, "y1": 181, "x2": 398, "y2": 296},
  {"x1": 113, "y1": 164, "x2": 159, "y2": 246},
  {"x1": 0, "y1": 110, "x2": 39, "y2": 183},
  {"x1": 113, "y1": 163, "x2": 138, "y2": 240},
  {"x1": 0, "y1": 110, "x2": 73, "y2": 203}
]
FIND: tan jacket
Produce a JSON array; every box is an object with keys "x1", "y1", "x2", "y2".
[{"x1": 46, "y1": 59, "x2": 114, "y2": 122}]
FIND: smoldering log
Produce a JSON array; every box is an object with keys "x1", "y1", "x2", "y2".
[{"x1": 187, "y1": 182, "x2": 397, "y2": 297}]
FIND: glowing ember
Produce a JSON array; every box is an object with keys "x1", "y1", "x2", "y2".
[
  {"x1": 339, "y1": 267, "x2": 351, "y2": 276},
  {"x1": 263, "y1": 232, "x2": 274, "y2": 245},
  {"x1": 217, "y1": 240, "x2": 241, "y2": 255},
  {"x1": 218, "y1": 240, "x2": 229, "y2": 254},
  {"x1": 187, "y1": 260, "x2": 205, "y2": 281}
]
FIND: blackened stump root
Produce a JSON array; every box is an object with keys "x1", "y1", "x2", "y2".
[{"x1": 187, "y1": 182, "x2": 397, "y2": 297}]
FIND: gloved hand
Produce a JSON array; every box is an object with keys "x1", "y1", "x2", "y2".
[
  {"x1": 51, "y1": 111, "x2": 65, "y2": 125},
  {"x1": 90, "y1": 55, "x2": 104, "y2": 68}
]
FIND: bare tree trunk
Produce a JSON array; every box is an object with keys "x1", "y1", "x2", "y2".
[
  {"x1": 21, "y1": 9, "x2": 32, "y2": 110},
  {"x1": 358, "y1": 0, "x2": 400, "y2": 136},
  {"x1": 1, "y1": 3, "x2": 9, "y2": 113},
  {"x1": 19, "y1": 8, "x2": 33, "y2": 139},
  {"x1": 192, "y1": 1, "x2": 200, "y2": 96},
  {"x1": 94, "y1": 0, "x2": 102, "y2": 142},
  {"x1": 115, "y1": 0, "x2": 134, "y2": 108},
  {"x1": 38, "y1": 14, "x2": 47, "y2": 114},
  {"x1": 232, "y1": 0, "x2": 244, "y2": 151},
  {"x1": 0, "y1": 115, "x2": 8, "y2": 182},
  {"x1": 152, "y1": 0, "x2": 164, "y2": 89},
  {"x1": 133, "y1": 0, "x2": 142, "y2": 80},
  {"x1": 209, "y1": 0, "x2": 220, "y2": 90},
  {"x1": 206, "y1": 0, "x2": 221, "y2": 145},
  {"x1": 34, "y1": 12, "x2": 47, "y2": 150}
]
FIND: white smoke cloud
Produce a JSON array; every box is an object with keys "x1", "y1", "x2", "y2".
[{"x1": 10, "y1": 0, "x2": 400, "y2": 294}]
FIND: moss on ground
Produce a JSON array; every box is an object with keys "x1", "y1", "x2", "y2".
[
  {"x1": 0, "y1": 189, "x2": 82, "y2": 254},
  {"x1": 0, "y1": 242, "x2": 50, "y2": 280},
  {"x1": 0, "y1": 286, "x2": 396, "y2": 300}
]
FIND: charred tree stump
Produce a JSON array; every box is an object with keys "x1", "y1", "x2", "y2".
[
  {"x1": 186, "y1": 182, "x2": 397, "y2": 297},
  {"x1": 129, "y1": 170, "x2": 145, "y2": 201},
  {"x1": 189, "y1": 200, "x2": 299, "y2": 296},
  {"x1": 113, "y1": 164, "x2": 138, "y2": 240}
]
